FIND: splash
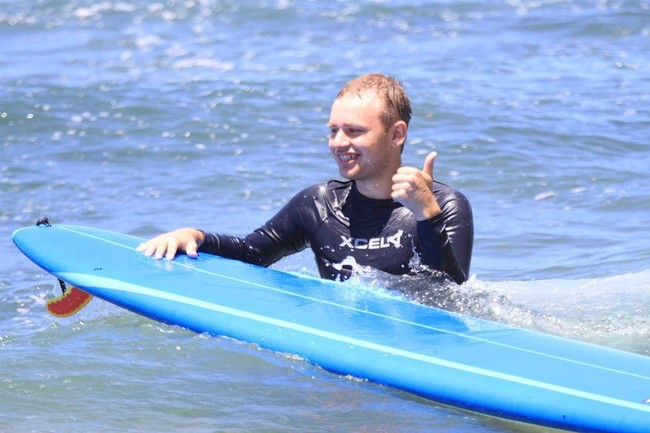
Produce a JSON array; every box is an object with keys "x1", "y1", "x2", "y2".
[
  {"x1": 338, "y1": 265, "x2": 650, "y2": 356},
  {"x1": 344, "y1": 268, "x2": 561, "y2": 331}
]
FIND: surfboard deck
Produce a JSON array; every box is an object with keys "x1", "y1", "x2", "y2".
[{"x1": 12, "y1": 224, "x2": 650, "y2": 432}]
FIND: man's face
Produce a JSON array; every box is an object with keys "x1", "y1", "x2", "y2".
[{"x1": 327, "y1": 91, "x2": 399, "y2": 184}]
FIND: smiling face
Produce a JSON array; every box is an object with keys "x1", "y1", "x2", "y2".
[{"x1": 328, "y1": 90, "x2": 406, "y2": 198}]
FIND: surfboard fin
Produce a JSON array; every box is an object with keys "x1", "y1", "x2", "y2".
[{"x1": 46, "y1": 279, "x2": 93, "y2": 318}]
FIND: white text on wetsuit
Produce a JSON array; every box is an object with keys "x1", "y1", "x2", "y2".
[{"x1": 339, "y1": 230, "x2": 403, "y2": 250}]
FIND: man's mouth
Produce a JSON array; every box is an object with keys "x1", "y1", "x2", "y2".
[{"x1": 338, "y1": 153, "x2": 358, "y2": 163}]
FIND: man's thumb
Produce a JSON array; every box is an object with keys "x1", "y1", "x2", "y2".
[
  {"x1": 186, "y1": 241, "x2": 199, "y2": 259},
  {"x1": 423, "y1": 151, "x2": 437, "y2": 179}
]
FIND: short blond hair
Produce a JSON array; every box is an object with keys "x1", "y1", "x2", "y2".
[{"x1": 336, "y1": 73, "x2": 412, "y2": 131}]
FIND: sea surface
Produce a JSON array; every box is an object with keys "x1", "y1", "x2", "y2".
[{"x1": 1, "y1": 0, "x2": 649, "y2": 431}]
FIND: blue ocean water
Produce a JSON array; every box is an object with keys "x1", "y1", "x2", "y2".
[{"x1": 1, "y1": 1, "x2": 649, "y2": 431}]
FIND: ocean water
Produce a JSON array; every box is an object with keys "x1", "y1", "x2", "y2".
[{"x1": 1, "y1": 0, "x2": 649, "y2": 431}]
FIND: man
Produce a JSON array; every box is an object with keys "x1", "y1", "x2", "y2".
[{"x1": 137, "y1": 73, "x2": 473, "y2": 284}]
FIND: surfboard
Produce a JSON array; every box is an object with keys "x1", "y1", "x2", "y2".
[{"x1": 12, "y1": 223, "x2": 650, "y2": 432}]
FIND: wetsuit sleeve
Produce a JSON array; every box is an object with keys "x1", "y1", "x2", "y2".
[
  {"x1": 417, "y1": 189, "x2": 473, "y2": 284},
  {"x1": 197, "y1": 191, "x2": 312, "y2": 267}
]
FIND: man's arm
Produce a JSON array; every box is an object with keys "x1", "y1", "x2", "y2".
[
  {"x1": 416, "y1": 189, "x2": 474, "y2": 284},
  {"x1": 198, "y1": 213, "x2": 308, "y2": 267},
  {"x1": 391, "y1": 151, "x2": 474, "y2": 283},
  {"x1": 138, "y1": 187, "x2": 316, "y2": 265}
]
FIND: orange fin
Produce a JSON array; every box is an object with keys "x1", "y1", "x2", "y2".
[{"x1": 46, "y1": 286, "x2": 93, "y2": 317}]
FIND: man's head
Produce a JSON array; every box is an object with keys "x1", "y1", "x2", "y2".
[
  {"x1": 335, "y1": 73, "x2": 412, "y2": 132},
  {"x1": 328, "y1": 73, "x2": 411, "y2": 198}
]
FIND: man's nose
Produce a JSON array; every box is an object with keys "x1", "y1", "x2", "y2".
[{"x1": 332, "y1": 129, "x2": 350, "y2": 145}]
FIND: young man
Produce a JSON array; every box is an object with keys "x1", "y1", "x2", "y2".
[{"x1": 137, "y1": 73, "x2": 474, "y2": 284}]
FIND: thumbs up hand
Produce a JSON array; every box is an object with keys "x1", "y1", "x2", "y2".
[{"x1": 391, "y1": 151, "x2": 442, "y2": 221}]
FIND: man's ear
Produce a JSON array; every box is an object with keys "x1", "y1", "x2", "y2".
[{"x1": 391, "y1": 120, "x2": 408, "y2": 148}]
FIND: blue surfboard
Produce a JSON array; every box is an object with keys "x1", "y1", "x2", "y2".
[{"x1": 12, "y1": 224, "x2": 650, "y2": 431}]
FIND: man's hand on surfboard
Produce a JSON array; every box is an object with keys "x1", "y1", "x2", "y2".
[{"x1": 137, "y1": 228, "x2": 205, "y2": 260}]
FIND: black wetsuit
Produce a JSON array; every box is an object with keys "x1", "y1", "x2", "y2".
[{"x1": 199, "y1": 180, "x2": 473, "y2": 284}]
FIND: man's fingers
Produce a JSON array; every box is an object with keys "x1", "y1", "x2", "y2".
[
  {"x1": 162, "y1": 237, "x2": 179, "y2": 260},
  {"x1": 137, "y1": 240, "x2": 159, "y2": 258},
  {"x1": 137, "y1": 229, "x2": 202, "y2": 261},
  {"x1": 136, "y1": 236, "x2": 176, "y2": 260}
]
